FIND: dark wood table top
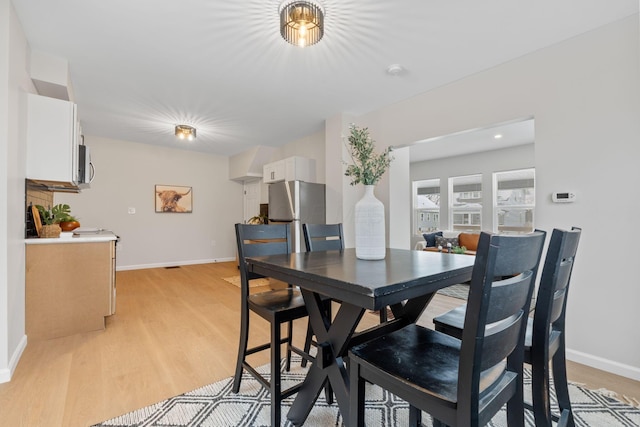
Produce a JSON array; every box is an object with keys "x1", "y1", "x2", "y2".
[{"x1": 249, "y1": 248, "x2": 476, "y2": 311}]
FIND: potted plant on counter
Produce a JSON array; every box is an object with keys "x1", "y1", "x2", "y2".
[
  {"x1": 59, "y1": 213, "x2": 81, "y2": 232},
  {"x1": 35, "y1": 204, "x2": 80, "y2": 237}
]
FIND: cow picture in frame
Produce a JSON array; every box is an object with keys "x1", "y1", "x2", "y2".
[{"x1": 155, "y1": 185, "x2": 193, "y2": 213}]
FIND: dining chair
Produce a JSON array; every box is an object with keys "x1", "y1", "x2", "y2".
[
  {"x1": 233, "y1": 223, "x2": 312, "y2": 427},
  {"x1": 348, "y1": 230, "x2": 546, "y2": 427},
  {"x1": 433, "y1": 227, "x2": 581, "y2": 427}
]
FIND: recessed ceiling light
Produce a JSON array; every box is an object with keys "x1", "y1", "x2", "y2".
[
  {"x1": 494, "y1": 134, "x2": 503, "y2": 139},
  {"x1": 386, "y1": 64, "x2": 405, "y2": 76}
]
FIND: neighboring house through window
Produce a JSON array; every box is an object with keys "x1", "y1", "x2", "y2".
[
  {"x1": 413, "y1": 179, "x2": 440, "y2": 234},
  {"x1": 493, "y1": 168, "x2": 535, "y2": 233},
  {"x1": 450, "y1": 174, "x2": 482, "y2": 231}
]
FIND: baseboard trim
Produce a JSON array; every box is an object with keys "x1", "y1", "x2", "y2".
[
  {"x1": 0, "y1": 334, "x2": 27, "y2": 384},
  {"x1": 567, "y1": 348, "x2": 640, "y2": 381},
  {"x1": 116, "y1": 258, "x2": 235, "y2": 271}
]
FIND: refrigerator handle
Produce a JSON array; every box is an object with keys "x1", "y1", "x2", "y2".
[{"x1": 285, "y1": 182, "x2": 297, "y2": 219}]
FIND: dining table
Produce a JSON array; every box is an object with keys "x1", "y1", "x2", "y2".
[{"x1": 248, "y1": 247, "x2": 476, "y2": 426}]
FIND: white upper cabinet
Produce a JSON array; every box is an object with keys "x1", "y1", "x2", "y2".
[
  {"x1": 263, "y1": 156, "x2": 316, "y2": 183},
  {"x1": 263, "y1": 160, "x2": 286, "y2": 183},
  {"x1": 26, "y1": 93, "x2": 79, "y2": 188}
]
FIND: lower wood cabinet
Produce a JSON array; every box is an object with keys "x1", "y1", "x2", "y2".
[{"x1": 26, "y1": 240, "x2": 116, "y2": 340}]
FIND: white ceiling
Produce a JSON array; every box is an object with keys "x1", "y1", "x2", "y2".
[
  {"x1": 409, "y1": 118, "x2": 535, "y2": 163},
  {"x1": 12, "y1": 1, "x2": 638, "y2": 157}
]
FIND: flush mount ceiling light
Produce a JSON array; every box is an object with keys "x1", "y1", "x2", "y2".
[
  {"x1": 279, "y1": 1, "x2": 324, "y2": 47},
  {"x1": 175, "y1": 125, "x2": 196, "y2": 141}
]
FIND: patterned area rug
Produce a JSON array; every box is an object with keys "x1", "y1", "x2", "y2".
[
  {"x1": 222, "y1": 276, "x2": 271, "y2": 289},
  {"x1": 437, "y1": 283, "x2": 469, "y2": 300},
  {"x1": 92, "y1": 357, "x2": 640, "y2": 427}
]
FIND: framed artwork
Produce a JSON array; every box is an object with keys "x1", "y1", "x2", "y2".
[{"x1": 155, "y1": 185, "x2": 193, "y2": 213}]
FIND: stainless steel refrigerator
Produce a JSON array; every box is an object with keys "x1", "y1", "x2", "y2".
[{"x1": 268, "y1": 181, "x2": 326, "y2": 252}]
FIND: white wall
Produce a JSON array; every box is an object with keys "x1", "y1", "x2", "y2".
[
  {"x1": 56, "y1": 137, "x2": 243, "y2": 269},
  {"x1": 271, "y1": 129, "x2": 326, "y2": 184},
  {"x1": 389, "y1": 147, "x2": 411, "y2": 249},
  {"x1": 0, "y1": 0, "x2": 11, "y2": 383},
  {"x1": 0, "y1": 1, "x2": 33, "y2": 382},
  {"x1": 344, "y1": 16, "x2": 639, "y2": 379}
]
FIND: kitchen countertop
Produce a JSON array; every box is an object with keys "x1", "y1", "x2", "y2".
[{"x1": 25, "y1": 230, "x2": 118, "y2": 245}]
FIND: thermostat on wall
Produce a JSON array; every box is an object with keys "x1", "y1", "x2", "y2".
[{"x1": 552, "y1": 192, "x2": 576, "y2": 203}]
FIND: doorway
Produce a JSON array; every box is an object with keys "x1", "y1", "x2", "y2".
[{"x1": 243, "y1": 180, "x2": 260, "y2": 224}]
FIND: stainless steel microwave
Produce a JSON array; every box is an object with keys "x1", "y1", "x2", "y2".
[{"x1": 78, "y1": 144, "x2": 94, "y2": 188}]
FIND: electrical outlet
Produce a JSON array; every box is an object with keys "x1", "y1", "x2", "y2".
[{"x1": 128, "y1": 207, "x2": 136, "y2": 214}]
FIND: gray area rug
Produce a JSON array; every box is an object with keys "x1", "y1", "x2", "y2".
[{"x1": 92, "y1": 357, "x2": 640, "y2": 427}]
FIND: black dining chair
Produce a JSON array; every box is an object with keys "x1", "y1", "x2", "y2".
[
  {"x1": 348, "y1": 230, "x2": 546, "y2": 427},
  {"x1": 233, "y1": 223, "x2": 313, "y2": 427},
  {"x1": 433, "y1": 227, "x2": 581, "y2": 427}
]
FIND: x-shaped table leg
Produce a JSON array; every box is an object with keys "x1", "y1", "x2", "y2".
[{"x1": 287, "y1": 289, "x2": 365, "y2": 426}]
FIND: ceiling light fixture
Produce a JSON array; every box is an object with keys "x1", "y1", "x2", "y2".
[
  {"x1": 494, "y1": 134, "x2": 503, "y2": 139},
  {"x1": 279, "y1": 1, "x2": 324, "y2": 48},
  {"x1": 175, "y1": 125, "x2": 196, "y2": 141}
]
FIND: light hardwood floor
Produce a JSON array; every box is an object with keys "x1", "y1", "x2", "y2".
[{"x1": 0, "y1": 262, "x2": 638, "y2": 426}]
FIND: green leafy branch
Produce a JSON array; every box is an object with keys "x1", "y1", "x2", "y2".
[
  {"x1": 344, "y1": 124, "x2": 393, "y2": 186},
  {"x1": 36, "y1": 204, "x2": 76, "y2": 225}
]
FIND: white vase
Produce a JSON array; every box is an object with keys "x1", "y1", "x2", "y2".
[{"x1": 355, "y1": 185, "x2": 386, "y2": 260}]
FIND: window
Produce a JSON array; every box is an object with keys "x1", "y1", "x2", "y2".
[
  {"x1": 450, "y1": 174, "x2": 482, "y2": 231},
  {"x1": 493, "y1": 168, "x2": 535, "y2": 233},
  {"x1": 413, "y1": 179, "x2": 440, "y2": 234}
]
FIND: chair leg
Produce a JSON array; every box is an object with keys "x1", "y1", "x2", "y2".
[
  {"x1": 379, "y1": 307, "x2": 387, "y2": 323},
  {"x1": 349, "y1": 362, "x2": 366, "y2": 427},
  {"x1": 285, "y1": 320, "x2": 293, "y2": 372},
  {"x1": 232, "y1": 305, "x2": 250, "y2": 393},
  {"x1": 506, "y1": 364, "x2": 526, "y2": 427},
  {"x1": 409, "y1": 405, "x2": 422, "y2": 427},
  {"x1": 551, "y1": 339, "x2": 575, "y2": 427},
  {"x1": 271, "y1": 320, "x2": 282, "y2": 427},
  {"x1": 432, "y1": 419, "x2": 446, "y2": 427},
  {"x1": 531, "y1": 350, "x2": 553, "y2": 427}
]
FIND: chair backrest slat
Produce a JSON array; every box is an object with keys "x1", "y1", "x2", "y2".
[{"x1": 303, "y1": 223, "x2": 344, "y2": 252}]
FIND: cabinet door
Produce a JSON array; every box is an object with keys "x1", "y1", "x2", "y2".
[
  {"x1": 263, "y1": 163, "x2": 275, "y2": 183},
  {"x1": 26, "y1": 93, "x2": 78, "y2": 184},
  {"x1": 263, "y1": 160, "x2": 286, "y2": 183},
  {"x1": 26, "y1": 241, "x2": 113, "y2": 340},
  {"x1": 272, "y1": 160, "x2": 286, "y2": 182},
  {"x1": 284, "y1": 156, "x2": 316, "y2": 182}
]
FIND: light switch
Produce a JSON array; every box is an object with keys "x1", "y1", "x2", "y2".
[{"x1": 128, "y1": 207, "x2": 136, "y2": 214}]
